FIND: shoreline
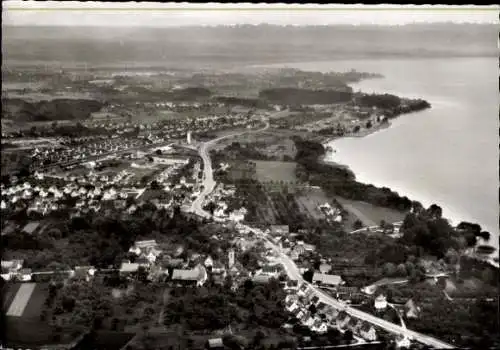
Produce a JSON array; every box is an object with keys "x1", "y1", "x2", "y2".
[{"x1": 318, "y1": 113, "x2": 499, "y2": 269}]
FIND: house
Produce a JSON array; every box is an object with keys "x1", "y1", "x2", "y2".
[
  {"x1": 319, "y1": 263, "x2": 331, "y2": 274},
  {"x1": 286, "y1": 300, "x2": 300, "y2": 313},
  {"x1": 374, "y1": 294, "x2": 388, "y2": 310},
  {"x1": 171, "y1": 265, "x2": 207, "y2": 287},
  {"x1": 336, "y1": 312, "x2": 351, "y2": 329},
  {"x1": 324, "y1": 306, "x2": 339, "y2": 322},
  {"x1": 404, "y1": 299, "x2": 420, "y2": 319},
  {"x1": 336, "y1": 286, "x2": 359, "y2": 295},
  {"x1": 22, "y1": 221, "x2": 41, "y2": 235},
  {"x1": 311, "y1": 318, "x2": 328, "y2": 333},
  {"x1": 301, "y1": 312, "x2": 315, "y2": 327},
  {"x1": 303, "y1": 243, "x2": 316, "y2": 252},
  {"x1": 395, "y1": 335, "x2": 411, "y2": 348},
  {"x1": 291, "y1": 245, "x2": 305, "y2": 259},
  {"x1": 229, "y1": 208, "x2": 247, "y2": 222},
  {"x1": 206, "y1": 338, "x2": 224, "y2": 350},
  {"x1": 72, "y1": 266, "x2": 96, "y2": 282},
  {"x1": 148, "y1": 265, "x2": 169, "y2": 282},
  {"x1": 261, "y1": 264, "x2": 281, "y2": 277},
  {"x1": 204, "y1": 256, "x2": 214, "y2": 268},
  {"x1": 347, "y1": 318, "x2": 362, "y2": 333},
  {"x1": 359, "y1": 321, "x2": 377, "y2": 341},
  {"x1": 211, "y1": 261, "x2": 226, "y2": 275},
  {"x1": 128, "y1": 240, "x2": 159, "y2": 255},
  {"x1": 284, "y1": 279, "x2": 299, "y2": 291},
  {"x1": 18, "y1": 268, "x2": 32, "y2": 282},
  {"x1": 297, "y1": 283, "x2": 310, "y2": 297},
  {"x1": 119, "y1": 262, "x2": 140, "y2": 275},
  {"x1": 315, "y1": 302, "x2": 328, "y2": 313},
  {"x1": 270, "y1": 225, "x2": 289, "y2": 236},
  {"x1": 253, "y1": 274, "x2": 273, "y2": 284},
  {"x1": 312, "y1": 273, "x2": 343, "y2": 287},
  {"x1": 309, "y1": 295, "x2": 320, "y2": 306},
  {"x1": 162, "y1": 258, "x2": 185, "y2": 268},
  {"x1": 1, "y1": 259, "x2": 24, "y2": 273}
]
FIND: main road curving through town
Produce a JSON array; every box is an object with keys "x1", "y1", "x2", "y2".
[
  {"x1": 187, "y1": 118, "x2": 454, "y2": 349},
  {"x1": 258, "y1": 232, "x2": 454, "y2": 349},
  {"x1": 190, "y1": 119, "x2": 270, "y2": 218}
]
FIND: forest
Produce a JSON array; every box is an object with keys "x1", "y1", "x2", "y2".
[{"x1": 259, "y1": 88, "x2": 353, "y2": 106}]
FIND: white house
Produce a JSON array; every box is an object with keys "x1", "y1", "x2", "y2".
[
  {"x1": 229, "y1": 208, "x2": 247, "y2": 222},
  {"x1": 311, "y1": 319, "x2": 328, "y2": 334},
  {"x1": 359, "y1": 322, "x2": 377, "y2": 341},
  {"x1": 395, "y1": 336, "x2": 411, "y2": 349},
  {"x1": 374, "y1": 294, "x2": 388, "y2": 310},
  {"x1": 204, "y1": 256, "x2": 214, "y2": 268},
  {"x1": 312, "y1": 273, "x2": 344, "y2": 287}
]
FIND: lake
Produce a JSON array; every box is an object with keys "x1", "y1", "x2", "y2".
[{"x1": 256, "y1": 58, "x2": 499, "y2": 250}]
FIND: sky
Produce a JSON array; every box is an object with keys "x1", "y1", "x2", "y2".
[{"x1": 2, "y1": 2, "x2": 499, "y2": 27}]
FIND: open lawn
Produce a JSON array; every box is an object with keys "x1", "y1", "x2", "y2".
[
  {"x1": 254, "y1": 160, "x2": 297, "y2": 183},
  {"x1": 6, "y1": 283, "x2": 36, "y2": 316},
  {"x1": 3, "y1": 282, "x2": 66, "y2": 347},
  {"x1": 336, "y1": 197, "x2": 407, "y2": 229},
  {"x1": 2, "y1": 283, "x2": 21, "y2": 313},
  {"x1": 294, "y1": 187, "x2": 330, "y2": 221}
]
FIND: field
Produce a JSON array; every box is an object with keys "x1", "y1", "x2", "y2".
[
  {"x1": 254, "y1": 160, "x2": 297, "y2": 183},
  {"x1": 335, "y1": 197, "x2": 407, "y2": 229},
  {"x1": 2, "y1": 282, "x2": 62, "y2": 347},
  {"x1": 294, "y1": 187, "x2": 330, "y2": 221},
  {"x1": 6, "y1": 283, "x2": 36, "y2": 316}
]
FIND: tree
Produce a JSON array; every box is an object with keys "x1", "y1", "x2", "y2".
[
  {"x1": 353, "y1": 219, "x2": 364, "y2": 230},
  {"x1": 478, "y1": 231, "x2": 491, "y2": 241},
  {"x1": 137, "y1": 266, "x2": 148, "y2": 282},
  {"x1": 380, "y1": 220, "x2": 387, "y2": 229},
  {"x1": 445, "y1": 248, "x2": 459, "y2": 265},
  {"x1": 404, "y1": 261, "x2": 415, "y2": 276},
  {"x1": 303, "y1": 269, "x2": 314, "y2": 283},
  {"x1": 383, "y1": 262, "x2": 396, "y2": 277},
  {"x1": 396, "y1": 263, "x2": 408, "y2": 277},
  {"x1": 427, "y1": 204, "x2": 443, "y2": 219},
  {"x1": 343, "y1": 330, "x2": 354, "y2": 343}
]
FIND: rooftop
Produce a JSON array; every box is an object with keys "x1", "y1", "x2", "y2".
[
  {"x1": 22, "y1": 221, "x2": 41, "y2": 234},
  {"x1": 312, "y1": 273, "x2": 342, "y2": 286}
]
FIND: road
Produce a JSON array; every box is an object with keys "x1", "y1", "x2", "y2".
[
  {"x1": 258, "y1": 233, "x2": 454, "y2": 349},
  {"x1": 184, "y1": 119, "x2": 454, "y2": 349},
  {"x1": 190, "y1": 120, "x2": 270, "y2": 218}
]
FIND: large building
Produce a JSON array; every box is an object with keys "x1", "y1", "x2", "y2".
[
  {"x1": 151, "y1": 154, "x2": 190, "y2": 166},
  {"x1": 312, "y1": 273, "x2": 344, "y2": 287}
]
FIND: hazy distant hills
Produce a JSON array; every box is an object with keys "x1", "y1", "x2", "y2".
[{"x1": 2, "y1": 24, "x2": 499, "y2": 67}]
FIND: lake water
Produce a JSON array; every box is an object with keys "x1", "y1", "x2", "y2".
[{"x1": 257, "y1": 58, "x2": 499, "y2": 250}]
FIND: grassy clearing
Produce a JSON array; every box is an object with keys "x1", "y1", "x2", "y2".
[
  {"x1": 3, "y1": 283, "x2": 60, "y2": 347},
  {"x1": 336, "y1": 197, "x2": 407, "y2": 229},
  {"x1": 2, "y1": 283, "x2": 21, "y2": 313},
  {"x1": 254, "y1": 160, "x2": 297, "y2": 183},
  {"x1": 6, "y1": 283, "x2": 36, "y2": 317},
  {"x1": 294, "y1": 188, "x2": 330, "y2": 221}
]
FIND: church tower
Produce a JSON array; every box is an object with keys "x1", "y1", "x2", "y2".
[{"x1": 228, "y1": 249, "x2": 235, "y2": 268}]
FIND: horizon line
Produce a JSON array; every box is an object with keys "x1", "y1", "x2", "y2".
[{"x1": 3, "y1": 22, "x2": 498, "y2": 28}]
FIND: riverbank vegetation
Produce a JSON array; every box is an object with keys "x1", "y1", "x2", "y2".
[{"x1": 293, "y1": 137, "x2": 414, "y2": 212}]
